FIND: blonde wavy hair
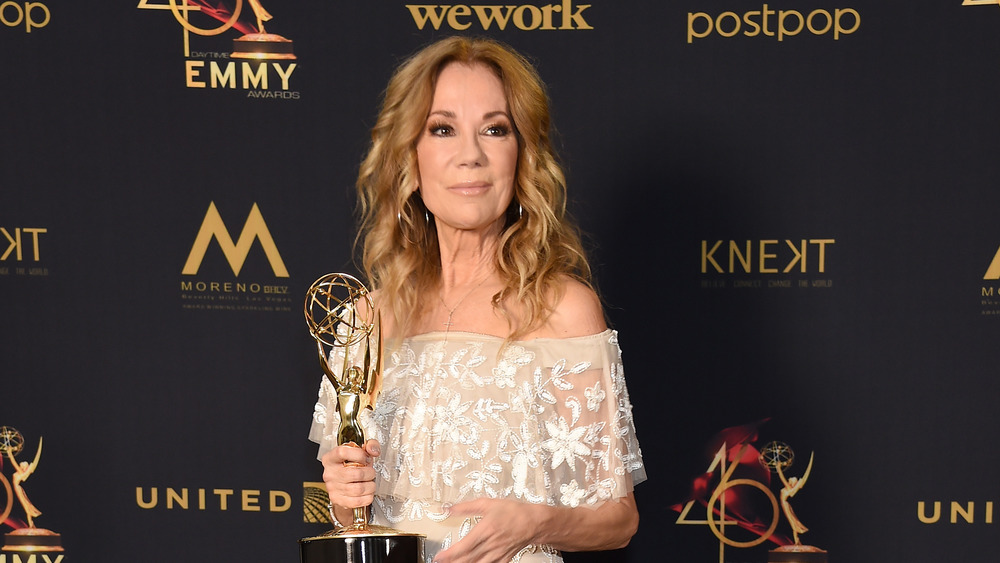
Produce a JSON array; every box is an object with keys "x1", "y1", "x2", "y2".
[{"x1": 355, "y1": 36, "x2": 592, "y2": 340}]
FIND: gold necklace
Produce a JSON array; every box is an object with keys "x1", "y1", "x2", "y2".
[{"x1": 439, "y1": 277, "x2": 489, "y2": 333}]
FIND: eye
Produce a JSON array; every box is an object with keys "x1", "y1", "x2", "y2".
[
  {"x1": 427, "y1": 122, "x2": 454, "y2": 137},
  {"x1": 483, "y1": 123, "x2": 511, "y2": 137}
]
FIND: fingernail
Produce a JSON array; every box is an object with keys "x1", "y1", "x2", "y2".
[{"x1": 371, "y1": 443, "x2": 381, "y2": 456}]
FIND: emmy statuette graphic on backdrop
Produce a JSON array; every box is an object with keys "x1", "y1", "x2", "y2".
[
  {"x1": 230, "y1": 0, "x2": 296, "y2": 61},
  {"x1": 299, "y1": 274, "x2": 425, "y2": 563},
  {"x1": 0, "y1": 426, "x2": 65, "y2": 557},
  {"x1": 759, "y1": 442, "x2": 827, "y2": 563},
  {"x1": 675, "y1": 427, "x2": 828, "y2": 563}
]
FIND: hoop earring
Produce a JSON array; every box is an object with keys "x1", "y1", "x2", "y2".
[{"x1": 518, "y1": 204, "x2": 523, "y2": 220}]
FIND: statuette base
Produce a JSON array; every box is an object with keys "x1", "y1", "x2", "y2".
[
  {"x1": 769, "y1": 544, "x2": 827, "y2": 563},
  {"x1": 232, "y1": 33, "x2": 296, "y2": 60},
  {"x1": 3, "y1": 528, "x2": 64, "y2": 552},
  {"x1": 300, "y1": 529, "x2": 424, "y2": 563}
]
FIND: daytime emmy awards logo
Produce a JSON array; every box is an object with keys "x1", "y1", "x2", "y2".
[
  {"x1": 672, "y1": 421, "x2": 827, "y2": 563},
  {"x1": 0, "y1": 426, "x2": 65, "y2": 562},
  {"x1": 136, "y1": 0, "x2": 299, "y2": 98}
]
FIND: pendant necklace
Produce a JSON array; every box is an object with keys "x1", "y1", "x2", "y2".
[{"x1": 440, "y1": 276, "x2": 489, "y2": 335}]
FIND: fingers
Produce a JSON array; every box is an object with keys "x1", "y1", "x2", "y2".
[
  {"x1": 434, "y1": 500, "x2": 526, "y2": 563},
  {"x1": 321, "y1": 443, "x2": 379, "y2": 509},
  {"x1": 322, "y1": 443, "x2": 368, "y2": 466},
  {"x1": 433, "y1": 521, "x2": 519, "y2": 563},
  {"x1": 322, "y1": 465, "x2": 376, "y2": 508},
  {"x1": 325, "y1": 479, "x2": 376, "y2": 508},
  {"x1": 320, "y1": 440, "x2": 381, "y2": 465},
  {"x1": 321, "y1": 458, "x2": 375, "y2": 487},
  {"x1": 364, "y1": 438, "x2": 381, "y2": 458},
  {"x1": 444, "y1": 498, "x2": 487, "y2": 517}
]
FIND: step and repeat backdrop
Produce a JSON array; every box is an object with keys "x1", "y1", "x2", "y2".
[{"x1": 4, "y1": 1, "x2": 1000, "y2": 561}]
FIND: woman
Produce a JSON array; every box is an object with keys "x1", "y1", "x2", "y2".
[{"x1": 310, "y1": 36, "x2": 646, "y2": 563}]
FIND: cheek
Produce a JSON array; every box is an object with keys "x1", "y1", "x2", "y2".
[
  {"x1": 415, "y1": 146, "x2": 438, "y2": 184},
  {"x1": 494, "y1": 145, "x2": 519, "y2": 180}
]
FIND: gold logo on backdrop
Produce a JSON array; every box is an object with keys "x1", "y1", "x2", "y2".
[
  {"x1": 0, "y1": 427, "x2": 64, "y2": 557},
  {"x1": 231, "y1": 0, "x2": 296, "y2": 61},
  {"x1": 0, "y1": 227, "x2": 49, "y2": 278},
  {"x1": 0, "y1": 1, "x2": 50, "y2": 33},
  {"x1": 135, "y1": 486, "x2": 292, "y2": 512},
  {"x1": 182, "y1": 202, "x2": 289, "y2": 277},
  {"x1": 137, "y1": 0, "x2": 295, "y2": 57},
  {"x1": 405, "y1": 1, "x2": 594, "y2": 30},
  {"x1": 136, "y1": 0, "x2": 299, "y2": 95},
  {"x1": 983, "y1": 246, "x2": 1000, "y2": 279},
  {"x1": 701, "y1": 239, "x2": 835, "y2": 274},
  {"x1": 699, "y1": 239, "x2": 835, "y2": 289},
  {"x1": 0, "y1": 228, "x2": 47, "y2": 262},
  {"x1": 979, "y1": 246, "x2": 1000, "y2": 315},
  {"x1": 918, "y1": 500, "x2": 996, "y2": 524},
  {"x1": 302, "y1": 482, "x2": 333, "y2": 524},
  {"x1": 675, "y1": 442, "x2": 780, "y2": 554},
  {"x1": 674, "y1": 430, "x2": 826, "y2": 563},
  {"x1": 962, "y1": 0, "x2": 1000, "y2": 6},
  {"x1": 686, "y1": 5, "x2": 860, "y2": 43}
]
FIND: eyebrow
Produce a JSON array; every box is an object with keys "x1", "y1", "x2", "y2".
[{"x1": 426, "y1": 109, "x2": 511, "y2": 120}]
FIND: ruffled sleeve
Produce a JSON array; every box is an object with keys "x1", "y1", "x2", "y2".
[
  {"x1": 522, "y1": 330, "x2": 646, "y2": 507},
  {"x1": 311, "y1": 329, "x2": 646, "y2": 510}
]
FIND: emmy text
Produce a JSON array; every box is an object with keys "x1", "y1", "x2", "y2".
[
  {"x1": 0, "y1": 556, "x2": 63, "y2": 563},
  {"x1": 185, "y1": 61, "x2": 297, "y2": 91}
]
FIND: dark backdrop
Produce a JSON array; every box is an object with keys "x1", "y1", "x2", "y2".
[{"x1": 4, "y1": 1, "x2": 1000, "y2": 561}]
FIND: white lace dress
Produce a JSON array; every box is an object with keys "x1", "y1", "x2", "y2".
[{"x1": 310, "y1": 329, "x2": 646, "y2": 562}]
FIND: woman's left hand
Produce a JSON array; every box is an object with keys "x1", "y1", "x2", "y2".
[
  {"x1": 432, "y1": 492, "x2": 639, "y2": 563},
  {"x1": 432, "y1": 498, "x2": 539, "y2": 563}
]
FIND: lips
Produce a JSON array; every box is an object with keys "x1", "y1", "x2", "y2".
[{"x1": 448, "y1": 181, "x2": 491, "y2": 195}]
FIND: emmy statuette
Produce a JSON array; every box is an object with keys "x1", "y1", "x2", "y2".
[
  {"x1": 0, "y1": 427, "x2": 64, "y2": 556},
  {"x1": 299, "y1": 273, "x2": 425, "y2": 563},
  {"x1": 760, "y1": 442, "x2": 827, "y2": 563},
  {"x1": 230, "y1": 0, "x2": 296, "y2": 61}
]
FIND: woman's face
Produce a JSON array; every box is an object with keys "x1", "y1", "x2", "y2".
[{"x1": 416, "y1": 62, "x2": 518, "y2": 235}]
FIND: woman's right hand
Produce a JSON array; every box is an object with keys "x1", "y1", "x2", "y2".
[{"x1": 321, "y1": 439, "x2": 381, "y2": 510}]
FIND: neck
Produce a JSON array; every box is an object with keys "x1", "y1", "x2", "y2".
[
  {"x1": 436, "y1": 223, "x2": 501, "y2": 293},
  {"x1": 428, "y1": 220, "x2": 506, "y2": 336}
]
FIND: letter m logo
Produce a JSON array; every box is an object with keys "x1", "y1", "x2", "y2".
[
  {"x1": 182, "y1": 202, "x2": 289, "y2": 277},
  {"x1": 985, "y1": 246, "x2": 1000, "y2": 280}
]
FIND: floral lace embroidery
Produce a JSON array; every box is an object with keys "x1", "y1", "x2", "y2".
[{"x1": 311, "y1": 330, "x2": 645, "y2": 511}]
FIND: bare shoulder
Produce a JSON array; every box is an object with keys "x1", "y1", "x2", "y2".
[{"x1": 540, "y1": 277, "x2": 607, "y2": 338}]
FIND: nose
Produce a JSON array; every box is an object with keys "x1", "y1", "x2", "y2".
[{"x1": 457, "y1": 132, "x2": 486, "y2": 168}]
